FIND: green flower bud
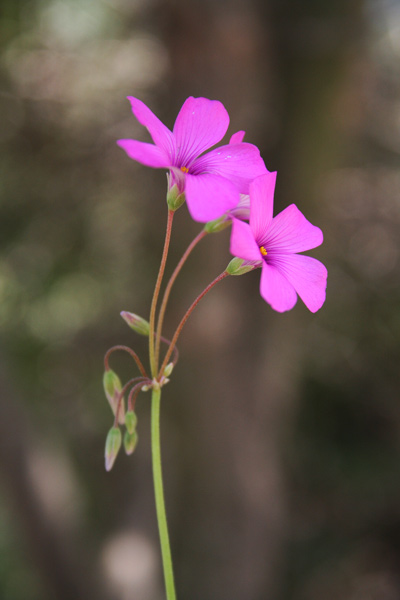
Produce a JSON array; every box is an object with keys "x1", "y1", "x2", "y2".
[
  {"x1": 167, "y1": 184, "x2": 186, "y2": 211},
  {"x1": 120, "y1": 311, "x2": 150, "y2": 336},
  {"x1": 103, "y1": 370, "x2": 125, "y2": 424},
  {"x1": 105, "y1": 427, "x2": 122, "y2": 471},
  {"x1": 163, "y1": 362, "x2": 174, "y2": 378},
  {"x1": 124, "y1": 431, "x2": 138, "y2": 455},
  {"x1": 225, "y1": 257, "x2": 255, "y2": 276},
  {"x1": 204, "y1": 216, "x2": 231, "y2": 234},
  {"x1": 125, "y1": 410, "x2": 138, "y2": 435}
]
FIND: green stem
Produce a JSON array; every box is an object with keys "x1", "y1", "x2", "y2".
[
  {"x1": 149, "y1": 209, "x2": 174, "y2": 377},
  {"x1": 151, "y1": 386, "x2": 176, "y2": 600}
]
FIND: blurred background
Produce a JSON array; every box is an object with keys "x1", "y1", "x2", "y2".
[{"x1": 1, "y1": 0, "x2": 400, "y2": 598}]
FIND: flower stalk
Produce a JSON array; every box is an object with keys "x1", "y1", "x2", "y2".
[
  {"x1": 149, "y1": 209, "x2": 174, "y2": 377},
  {"x1": 155, "y1": 228, "x2": 208, "y2": 362}
]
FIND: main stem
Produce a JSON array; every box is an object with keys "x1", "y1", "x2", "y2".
[
  {"x1": 149, "y1": 209, "x2": 174, "y2": 377},
  {"x1": 151, "y1": 386, "x2": 176, "y2": 600},
  {"x1": 155, "y1": 229, "x2": 208, "y2": 363}
]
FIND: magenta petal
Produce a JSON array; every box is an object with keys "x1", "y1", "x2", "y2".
[
  {"x1": 173, "y1": 97, "x2": 229, "y2": 166},
  {"x1": 262, "y1": 204, "x2": 324, "y2": 253},
  {"x1": 117, "y1": 139, "x2": 171, "y2": 168},
  {"x1": 249, "y1": 173, "x2": 276, "y2": 243},
  {"x1": 193, "y1": 142, "x2": 267, "y2": 194},
  {"x1": 229, "y1": 131, "x2": 245, "y2": 144},
  {"x1": 230, "y1": 218, "x2": 262, "y2": 262},
  {"x1": 260, "y1": 262, "x2": 298, "y2": 312},
  {"x1": 184, "y1": 173, "x2": 239, "y2": 222},
  {"x1": 127, "y1": 97, "x2": 175, "y2": 159},
  {"x1": 274, "y1": 254, "x2": 327, "y2": 313}
]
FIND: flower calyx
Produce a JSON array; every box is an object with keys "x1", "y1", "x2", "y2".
[
  {"x1": 225, "y1": 257, "x2": 256, "y2": 276},
  {"x1": 166, "y1": 182, "x2": 186, "y2": 212},
  {"x1": 120, "y1": 311, "x2": 150, "y2": 336}
]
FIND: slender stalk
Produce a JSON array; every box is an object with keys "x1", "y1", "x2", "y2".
[
  {"x1": 149, "y1": 209, "x2": 175, "y2": 377},
  {"x1": 104, "y1": 346, "x2": 148, "y2": 378},
  {"x1": 151, "y1": 386, "x2": 176, "y2": 600},
  {"x1": 155, "y1": 229, "x2": 208, "y2": 365},
  {"x1": 158, "y1": 271, "x2": 229, "y2": 378}
]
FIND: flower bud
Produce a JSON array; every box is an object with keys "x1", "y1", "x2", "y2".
[
  {"x1": 103, "y1": 369, "x2": 125, "y2": 424},
  {"x1": 163, "y1": 363, "x2": 174, "y2": 378},
  {"x1": 204, "y1": 216, "x2": 231, "y2": 234},
  {"x1": 105, "y1": 427, "x2": 122, "y2": 471},
  {"x1": 167, "y1": 184, "x2": 186, "y2": 211},
  {"x1": 120, "y1": 311, "x2": 150, "y2": 336},
  {"x1": 124, "y1": 430, "x2": 138, "y2": 455},
  {"x1": 125, "y1": 410, "x2": 137, "y2": 435},
  {"x1": 225, "y1": 257, "x2": 256, "y2": 276}
]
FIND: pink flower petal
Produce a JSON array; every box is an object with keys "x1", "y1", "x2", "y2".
[
  {"x1": 117, "y1": 139, "x2": 171, "y2": 168},
  {"x1": 184, "y1": 173, "x2": 239, "y2": 222},
  {"x1": 229, "y1": 194, "x2": 250, "y2": 220},
  {"x1": 260, "y1": 262, "x2": 298, "y2": 312},
  {"x1": 127, "y1": 97, "x2": 175, "y2": 159},
  {"x1": 249, "y1": 172, "x2": 277, "y2": 243},
  {"x1": 261, "y1": 204, "x2": 323, "y2": 253},
  {"x1": 273, "y1": 254, "x2": 327, "y2": 313},
  {"x1": 230, "y1": 218, "x2": 262, "y2": 262},
  {"x1": 193, "y1": 143, "x2": 267, "y2": 194},
  {"x1": 173, "y1": 97, "x2": 229, "y2": 166},
  {"x1": 229, "y1": 131, "x2": 245, "y2": 144}
]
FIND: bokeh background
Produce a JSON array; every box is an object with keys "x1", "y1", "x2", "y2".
[{"x1": 1, "y1": 0, "x2": 400, "y2": 598}]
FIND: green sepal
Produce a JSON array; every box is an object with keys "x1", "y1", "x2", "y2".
[
  {"x1": 225, "y1": 257, "x2": 255, "y2": 276},
  {"x1": 120, "y1": 311, "x2": 150, "y2": 336},
  {"x1": 163, "y1": 362, "x2": 174, "y2": 378},
  {"x1": 103, "y1": 370, "x2": 125, "y2": 424},
  {"x1": 125, "y1": 410, "x2": 138, "y2": 435},
  {"x1": 167, "y1": 184, "x2": 186, "y2": 211},
  {"x1": 124, "y1": 430, "x2": 138, "y2": 455},
  {"x1": 105, "y1": 427, "x2": 122, "y2": 471},
  {"x1": 204, "y1": 216, "x2": 231, "y2": 234}
]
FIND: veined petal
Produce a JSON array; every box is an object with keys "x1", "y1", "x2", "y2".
[
  {"x1": 229, "y1": 131, "x2": 245, "y2": 144},
  {"x1": 117, "y1": 139, "x2": 171, "y2": 168},
  {"x1": 273, "y1": 254, "x2": 327, "y2": 313},
  {"x1": 262, "y1": 204, "x2": 323, "y2": 253},
  {"x1": 249, "y1": 172, "x2": 277, "y2": 242},
  {"x1": 173, "y1": 97, "x2": 229, "y2": 166},
  {"x1": 230, "y1": 218, "x2": 262, "y2": 262},
  {"x1": 260, "y1": 262, "x2": 298, "y2": 312},
  {"x1": 184, "y1": 173, "x2": 239, "y2": 222},
  {"x1": 193, "y1": 143, "x2": 268, "y2": 194},
  {"x1": 127, "y1": 97, "x2": 175, "y2": 159}
]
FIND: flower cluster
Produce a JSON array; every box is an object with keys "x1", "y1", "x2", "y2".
[
  {"x1": 118, "y1": 96, "x2": 327, "y2": 312},
  {"x1": 104, "y1": 95, "x2": 328, "y2": 600}
]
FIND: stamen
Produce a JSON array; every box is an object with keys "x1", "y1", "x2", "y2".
[
  {"x1": 180, "y1": 166, "x2": 189, "y2": 173},
  {"x1": 260, "y1": 246, "x2": 268, "y2": 256}
]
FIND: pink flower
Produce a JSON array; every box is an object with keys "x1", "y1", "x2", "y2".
[
  {"x1": 117, "y1": 97, "x2": 267, "y2": 222},
  {"x1": 229, "y1": 173, "x2": 327, "y2": 312}
]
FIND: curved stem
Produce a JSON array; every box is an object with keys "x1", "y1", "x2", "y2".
[
  {"x1": 155, "y1": 229, "x2": 208, "y2": 363},
  {"x1": 158, "y1": 271, "x2": 229, "y2": 378},
  {"x1": 113, "y1": 376, "x2": 151, "y2": 426},
  {"x1": 151, "y1": 386, "x2": 176, "y2": 600},
  {"x1": 149, "y1": 209, "x2": 174, "y2": 377},
  {"x1": 104, "y1": 346, "x2": 148, "y2": 378}
]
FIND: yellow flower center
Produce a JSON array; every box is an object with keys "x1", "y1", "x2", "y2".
[
  {"x1": 260, "y1": 246, "x2": 268, "y2": 256},
  {"x1": 180, "y1": 166, "x2": 189, "y2": 173}
]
